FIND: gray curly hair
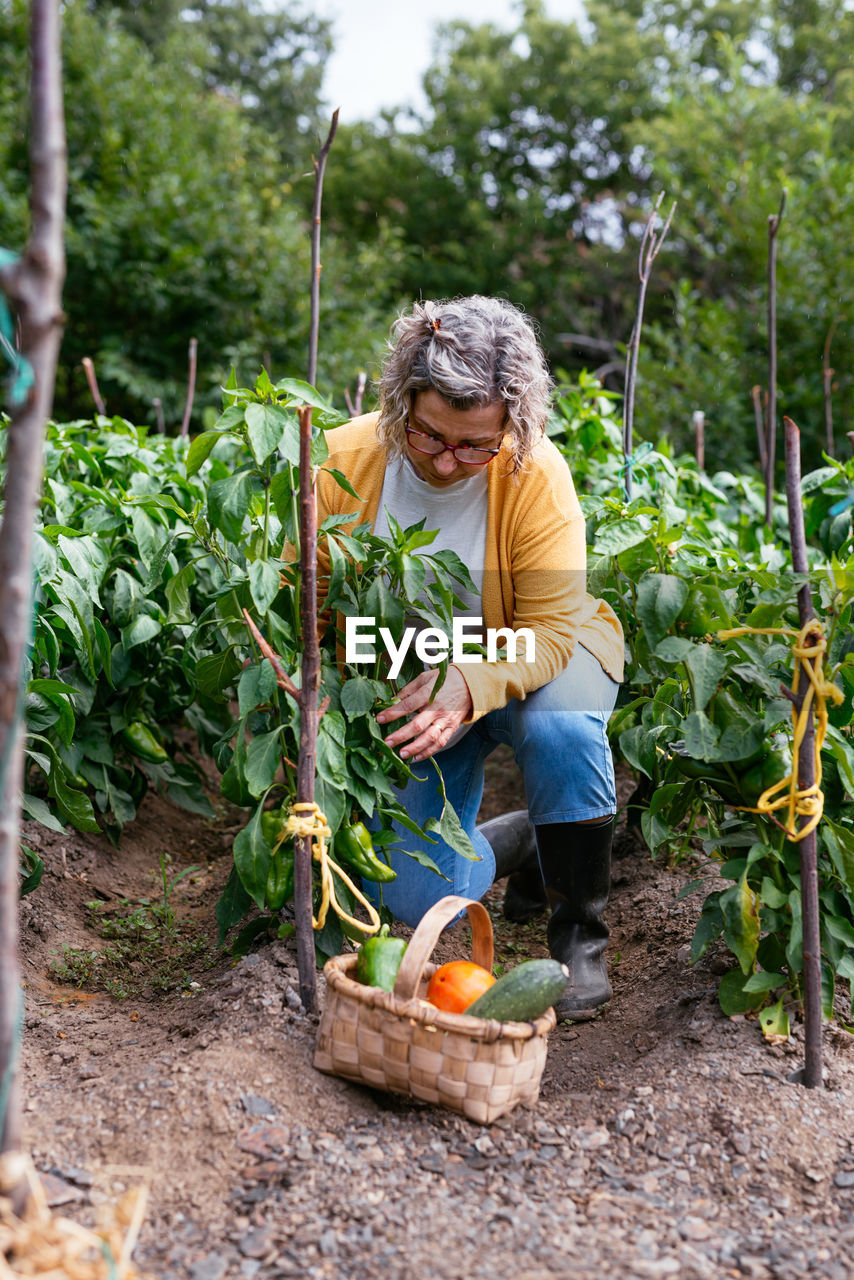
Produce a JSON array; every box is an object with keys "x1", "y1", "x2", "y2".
[{"x1": 376, "y1": 296, "x2": 553, "y2": 472}]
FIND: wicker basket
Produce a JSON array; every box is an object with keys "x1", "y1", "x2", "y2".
[{"x1": 314, "y1": 894, "x2": 556, "y2": 1125}]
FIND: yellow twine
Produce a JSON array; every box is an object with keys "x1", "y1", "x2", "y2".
[
  {"x1": 283, "y1": 801, "x2": 381, "y2": 936},
  {"x1": 715, "y1": 620, "x2": 844, "y2": 841}
]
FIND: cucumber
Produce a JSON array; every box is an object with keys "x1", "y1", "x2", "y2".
[{"x1": 465, "y1": 958, "x2": 568, "y2": 1021}]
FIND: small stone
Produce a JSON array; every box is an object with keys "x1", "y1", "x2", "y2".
[
  {"x1": 319, "y1": 1229, "x2": 338, "y2": 1256},
  {"x1": 239, "y1": 1226, "x2": 274, "y2": 1259},
  {"x1": 835, "y1": 1170, "x2": 854, "y2": 1188},
  {"x1": 679, "y1": 1217, "x2": 712, "y2": 1241},
  {"x1": 241, "y1": 1095, "x2": 277, "y2": 1118},
  {"x1": 190, "y1": 1256, "x2": 228, "y2": 1280},
  {"x1": 576, "y1": 1127, "x2": 610, "y2": 1151}
]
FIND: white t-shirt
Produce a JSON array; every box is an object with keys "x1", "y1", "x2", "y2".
[
  {"x1": 372, "y1": 455, "x2": 488, "y2": 615},
  {"x1": 373, "y1": 456, "x2": 489, "y2": 748}
]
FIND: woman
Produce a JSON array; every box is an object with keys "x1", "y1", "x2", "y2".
[{"x1": 315, "y1": 296, "x2": 624, "y2": 1019}]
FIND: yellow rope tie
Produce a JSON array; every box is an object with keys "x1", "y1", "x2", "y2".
[
  {"x1": 716, "y1": 621, "x2": 844, "y2": 841},
  {"x1": 282, "y1": 801, "x2": 381, "y2": 936}
]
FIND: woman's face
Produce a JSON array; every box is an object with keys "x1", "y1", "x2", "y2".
[{"x1": 404, "y1": 389, "x2": 506, "y2": 487}]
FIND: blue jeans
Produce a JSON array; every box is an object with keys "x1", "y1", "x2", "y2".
[{"x1": 365, "y1": 645, "x2": 619, "y2": 926}]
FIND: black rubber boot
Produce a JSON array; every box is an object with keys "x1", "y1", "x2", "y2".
[
  {"x1": 476, "y1": 811, "x2": 547, "y2": 924},
  {"x1": 535, "y1": 816, "x2": 614, "y2": 1021}
]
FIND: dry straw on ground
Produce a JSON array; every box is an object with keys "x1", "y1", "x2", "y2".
[{"x1": 0, "y1": 1152, "x2": 150, "y2": 1279}]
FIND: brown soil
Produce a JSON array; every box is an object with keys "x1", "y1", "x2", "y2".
[{"x1": 15, "y1": 748, "x2": 854, "y2": 1280}]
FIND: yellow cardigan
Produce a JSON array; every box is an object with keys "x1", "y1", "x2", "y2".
[{"x1": 314, "y1": 413, "x2": 624, "y2": 722}]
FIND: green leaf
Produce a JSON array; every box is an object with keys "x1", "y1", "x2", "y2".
[
  {"x1": 683, "y1": 711, "x2": 720, "y2": 761},
  {"x1": 274, "y1": 377, "x2": 335, "y2": 410},
  {"x1": 720, "y1": 874, "x2": 760, "y2": 975},
  {"x1": 759, "y1": 998, "x2": 790, "y2": 1040},
  {"x1": 637, "y1": 574, "x2": 689, "y2": 648},
  {"x1": 232, "y1": 916, "x2": 274, "y2": 957},
  {"x1": 19, "y1": 846, "x2": 44, "y2": 897},
  {"x1": 208, "y1": 472, "x2": 253, "y2": 543},
  {"x1": 424, "y1": 760, "x2": 478, "y2": 861},
  {"x1": 743, "y1": 970, "x2": 787, "y2": 993},
  {"x1": 238, "y1": 660, "x2": 278, "y2": 715},
  {"x1": 233, "y1": 804, "x2": 272, "y2": 909},
  {"x1": 595, "y1": 518, "x2": 649, "y2": 555},
  {"x1": 248, "y1": 559, "x2": 281, "y2": 616},
  {"x1": 401, "y1": 847, "x2": 450, "y2": 879},
  {"x1": 759, "y1": 876, "x2": 788, "y2": 909},
  {"x1": 50, "y1": 771, "x2": 100, "y2": 833},
  {"x1": 121, "y1": 613, "x2": 162, "y2": 651},
  {"x1": 690, "y1": 895, "x2": 724, "y2": 963},
  {"x1": 718, "y1": 967, "x2": 767, "y2": 1015},
  {"x1": 165, "y1": 563, "x2": 195, "y2": 625},
  {"x1": 186, "y1": 429, "x2": 221, "y2": 476},
  {"x1": 215, "y1": 865, "x2": 252, "y2": 945},
  {"x1": 683, "y1": 644, "x2": 728, "y2": 713},
  {"x1": 245, "y1": 402, "x2": 291, "y2": 466},
  {"x1": 654, "y1": 636, "x2": 695, "y2": 663},
  {"x1": 196, "y1": 647, "x2": 241, "y2": 700},
  {"x1": 323, "y1": 466, "x2": 361, "y2": 500},
  {"x1": 245, "y1": 728, "x2": 284, "y2": 797},
  {"x1": 340, "y1": 676, "x2": 376, "y2": 719},
  {"x1": 21, "y1": 792, "x2": 65, "y2": 833}
]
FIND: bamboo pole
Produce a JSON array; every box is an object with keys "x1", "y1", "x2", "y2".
[
  {"x1": 783, "y1": 416, "x2": 823, "y2": 1089},
  {"x1": 764, "y1": 190, "x2": 786, "y2": 526},
  {"x1": 0, "y1": 0, "x2": 66, "y2": 1196}
]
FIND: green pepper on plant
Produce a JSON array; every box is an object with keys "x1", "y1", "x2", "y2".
[
  {"x1": 335, "y1": 820, "x2": 397, "y2": 883},
  {"x1": 120, "y1": 721, "x2": 168, "y2": 764}
]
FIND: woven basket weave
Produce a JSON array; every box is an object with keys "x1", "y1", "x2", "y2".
[{"x1": 314, "y1": 895, "x2": 556, "y2": 1125}]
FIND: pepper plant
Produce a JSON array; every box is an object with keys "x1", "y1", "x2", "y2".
[{"x1": 173, "y1": 370, "x2": 480, "y2": 957}]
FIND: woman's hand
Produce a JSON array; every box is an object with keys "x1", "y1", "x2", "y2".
[{"x1": 376, "y1": 665, "x2": 473, "y2": 762}]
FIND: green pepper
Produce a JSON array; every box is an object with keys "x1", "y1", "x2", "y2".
[
  {"x1": 356, "y1": 924, "x2": 407, "y2": 991},
  {"x1": 121, "y1": 721, "x2": 168, "y2": 764},
  {"x1": 265, "y1": 847, "x2": 295, "y2": 910},
  {"x1": 738, "y1": 746, "x2": 792, "y2": 807},
  {"x1": 335, "y1": 821, "x2": 397, "y2": 883}
]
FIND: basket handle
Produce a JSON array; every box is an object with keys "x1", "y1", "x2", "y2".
[{"x1": 392, "y1": 895, "x2": 494, "y2": 1002}]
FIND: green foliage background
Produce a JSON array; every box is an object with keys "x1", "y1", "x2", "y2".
[{"x1": 1, "y1": 0, "x2": 853, "y2": 466}]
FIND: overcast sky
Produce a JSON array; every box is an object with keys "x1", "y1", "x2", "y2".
[{"x1": 313, "y1": 0, "x2": 585, "y2": 124}]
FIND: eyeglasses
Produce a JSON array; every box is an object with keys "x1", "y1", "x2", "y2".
[{"x1": 404, "y1": 421, "x2": 501, "y2": 466}]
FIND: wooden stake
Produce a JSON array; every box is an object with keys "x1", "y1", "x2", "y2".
[
  {"x1": 307, "y1": 111, "x2": 339, "y2": 389},
  {"x1": 764, "y1": 190, "x2": 786, "y2": 526},
  {"x1": 295, "y1": 404, "x2": 320, "y2": 1014},
  {"x1": 622, "y1": 192, "x2": 675, "y2": 500},
  {"x1": 822, "y1": 316, "x2": 840, "y2": 459},
  {"x1": 751, "y1": 385, "x2": 768, "y2": 474},
  {"x1": 81, "y1": 355, "x2": 105, "y2": 416},
  {"x1": 783, "y1": 415, "x2": 823, "y2": 1090},
  {"x1": 692, "y1": 409, "x2": 705, "y2": 471},
  {"x1": 179, "y1": 336, "x2": 197, "y2": 438},
  {"x1": 0, "y1": 0, "x2": 66, "y2": 1194}
]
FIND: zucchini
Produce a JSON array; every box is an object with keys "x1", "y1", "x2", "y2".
[{"x1": 466, "y1": 958, "x2": 568, "y2": 1021}]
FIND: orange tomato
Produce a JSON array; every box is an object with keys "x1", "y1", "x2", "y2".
[{"x1": 426, "y1": 960, "x2": 495, "y2": 1013}]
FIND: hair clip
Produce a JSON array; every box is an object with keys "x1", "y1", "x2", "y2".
[{"x1": 423, "y1": 303, "x2": 441, "y2": 334}]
